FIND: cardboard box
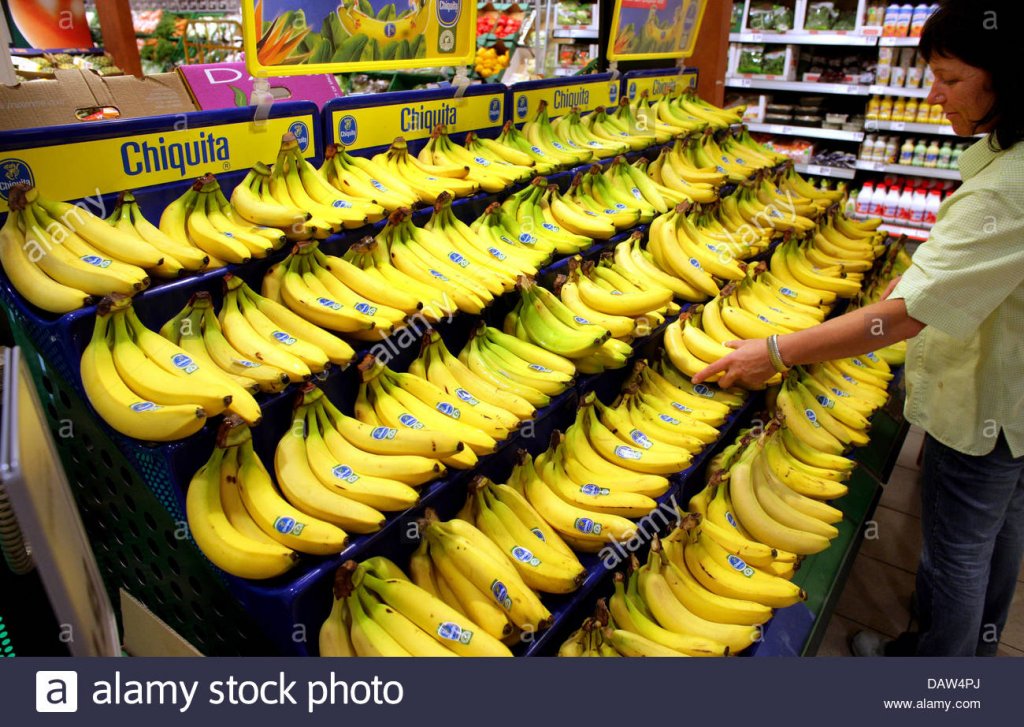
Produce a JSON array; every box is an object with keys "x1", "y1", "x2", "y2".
[
  {"x1": 0, "y1": 69, "x2": 195, "y2": 131},
  {"x1": 177, "y1": 62, "x2": 343, "y2": 111}
]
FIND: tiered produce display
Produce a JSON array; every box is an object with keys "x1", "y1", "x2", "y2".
[{"x1": 0, "y1": 81, "x2": 901, "y2": 657}]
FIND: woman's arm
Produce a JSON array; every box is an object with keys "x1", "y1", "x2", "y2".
[{"x1": 692, "y1": 297, "x2": 925, "y2": 389}]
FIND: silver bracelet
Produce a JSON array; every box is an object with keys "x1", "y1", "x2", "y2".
[{"x1": 767, "y1": 334, "x2": 789, "y2": 373}]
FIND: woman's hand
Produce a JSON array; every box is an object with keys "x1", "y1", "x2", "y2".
[{"x1": 692, "y1": 339, "x2": 779, "y2": 389}]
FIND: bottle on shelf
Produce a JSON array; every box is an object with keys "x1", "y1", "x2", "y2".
[
  {"x1": 870, "y1": 183, "x2": 888, "y2": 216},
  {"x1": 912, "y1": 138, "x2": 928, "y2": 166},
  {"x1": 910, "y1": 4, "x2": 931, "y2": 37},
  {"x1": 859, "y1": 135, "x2": 874, "y2": 160},
  {"x1": 856, "y1": 181, "x2": 875, "y2": 216},
  {"x1": 884, "y1": 184, "x2": 902, "y2": 222},
  {"x1": 896, "y1": 4, "x2": 914, "y2": 37},
  {"x1": 892, "y1": 97, "x2": 906, "y2": 122},
  {"x1": 907, "y1": 54, "x2": 926, "y2": 89},
  {"x1": 903, "y1": 98, "x2": 919, "y2": 122},
  {"x1": 898, "y1": 183, "x2": 916, "y2": 222},
  {"x1": 879, "y1": 96, "x2": 894, "y2": 121},
  {"x1": 916, "y1": 102, "x2": 932, "y2": 124},
  {"x1": 890, "y1": 61, "x2": 906, "y2": 89},
  {"x1": 910, "y1": 186, "x2": 928, "y2": 225},
  {"x1": 877, "y1": 48, "x2": 893, "y2": 87},
  {"x1": 925, "y1": 189, "x2": 942, "y2": 225},
  {"x1": 884, "y1": 136, "x2": 899, "y2": 163},
  {"x1": 924, "y1": 140, "x2": 941, "y2": 168},
  {"x1": 900, "y1": 137, "x2": 915, "y2": 165},
  {"x1": 950, "y1": 143, "x2": 966, "y2": 168},
  {"x1": 936, "y1": 142, "x2": 953, "y2": 169},
  {"x1": 929, "y1": 103, "x2": 945, "y2": 124},
  {"x1": 845, "y1": 191, "x2": 858, "y2": 218},
  {"x1": 866, "y1": 95, "x2": 881, "y2": 120}
]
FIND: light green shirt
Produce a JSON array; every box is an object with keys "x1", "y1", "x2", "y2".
[{"x1": 890, "y1": 135, "x2": 1024, "y2": 457}]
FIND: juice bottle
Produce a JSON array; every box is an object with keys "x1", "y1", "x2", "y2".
[
  {"x1": 898, "y1": 184, "x2": 915, "y2": 222},
  {"x1": 871, "y1": 184, "x2": 888, "y2": 216},
  {"x1": 950, "y1": 144, "x2": 965, "y2": 168},
  {"x1": 896, "y1": 4, "x2": 914, "y2": 36},
  {"x1": 884, "y1": 185, "x2": 902, "y2": 222},
  {"x1": 860, "y1": 135, "x2": 875, "y2": 160},
  {"x1": 916, "y1": 102, "x2": 932, "y2": 123},
  {"x1": 884, "y1": 136, "x2": 899, "y2": 163},
  {"x1": 900, "y1": 138, "x2": 915, "y2": 165},
  {"x1": 883, "y1": 4, "x2": 900, "y2": 36},
  {"x1": 937, "y1": 142, "x2": 952, "y2": 169},
  {"x1": 866, "y1": 95, "x2": 881, "y2": 120},
  {"x1": 879, "y1": 96, "x2": 893, "y2": 121},
  {"x1": 910, "y1": 4, "x2": 930, "y2": 37},
  {"x1": 912, "y1": 139, "x2": 928, "y2": 166},
  {"x1": 904, "y1": 98, "x2": 919, "y2": 122},
  {"x1": 929, "y1": 103, "x2": 945, "y2": 124},
  {"x1": 892, "y1": 97, "x2": 906, "y2": 122},
  {"x1": 924, "y1": 140, "x2": 941, "y2": 168},
  {"x1": 910, "y1": 187, "x2": 927, "y2": 224},
  {"x1": 924, "y1": 189, "x2": 942, "y2": 225}
]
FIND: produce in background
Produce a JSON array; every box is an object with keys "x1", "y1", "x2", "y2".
[
  {"x1": 474, "y1": 46, "x2": 509, "y2": 79},
  {"x1": 371, "y1": 138, "x2": 479, "y2": 204},
  {"x1": 109, "y1": 191, "x2": 211, "y2": 277},
  {"x1": 189, "y1": 417, "x2": 348, "y2": 575},
  {"x1": 319, "y1": 558, "x2": 513, "y2": 656},
  {"x1": 219, "y1": 274, "x2": 354, "y2": 380},
  {"x1": 413, "y1": 508, "x2": 553, "y2": 639},
  {"x1": 1, "y1": 184, "x2": 158, "y2": 310},
  {"x1": 160, "y1": 292, "x2": 291, "y2": 395}
]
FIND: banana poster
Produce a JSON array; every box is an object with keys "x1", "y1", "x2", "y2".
[
  {"x1": 608, "y1": 0, "x2": 707, "y2": 62},
  {"x1": 240, "y1": 0, "x2": 476, "y2": 76}
]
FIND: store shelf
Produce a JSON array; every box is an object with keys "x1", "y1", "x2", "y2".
[
  {"x1": 868, "y1": 84, "x2": 931, "y2": 99},
  {"x1": 864, "y1": 120, "x2": 958, "y2": 136},
  {"x1": 726, "y1": 77, "x2": 870, "y2": 95},
  {"x1": 879, "y1": 223, "x2": 930, "y2": 241},
  {"x1": 878, "y1": 36, "x2": 920, "y2": 47},
  {"x1": 552, "y1": 28, "x2": 599, "y2": 39},
  {"x1": 854, "y1": 160, "x2": 961, "y2": 180},
  {"x1": 747, "y1": 123, "x2": 864, "y2": 142},
  {"x1": 729, "y1": 31, "x2": 878, "y2": 46},
  {"x1": 794, "y1": 163, "x2": 857, "y2": 180}
]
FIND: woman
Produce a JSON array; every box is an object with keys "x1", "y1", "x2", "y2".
[{"x1": 693, "y1": 0, "x2": 1024, "y2": 657}]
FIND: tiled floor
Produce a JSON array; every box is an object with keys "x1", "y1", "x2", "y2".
[{"x1": 816, "y1": 425, "x2": 1024, "y2": 656}]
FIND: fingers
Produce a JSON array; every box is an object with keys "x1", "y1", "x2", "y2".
[
  {"x1": 691, "y1": 354, "x2": 732, "y2": 384},
  {"x1": 725, "y1": 340, "x2": 742, "y2": 349}
]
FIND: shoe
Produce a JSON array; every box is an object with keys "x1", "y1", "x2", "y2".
[{"x1": 850, "y1": 629, "x2": 892, "y2": 657}]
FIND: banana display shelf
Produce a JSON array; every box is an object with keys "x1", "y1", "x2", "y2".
[{"x1": 0, "y1": 128, "x2": 676, "y2": 655}]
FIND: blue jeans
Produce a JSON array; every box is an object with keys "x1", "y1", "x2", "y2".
[{"x1": 914, "y1": 432, "x2": 1024, "y2": 656}]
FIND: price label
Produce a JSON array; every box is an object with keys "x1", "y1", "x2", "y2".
[
  {"x1": 769, "y1": 124, "x2": 787, "y2": 134},
  {"x1": 738, "y1": 78, "x2": 752, "y2": 88},
  {"x1": 845, "y1": 84, "x2": 863, "y2": 94},
  {"x1": 891, "y1": 121, "x2": 906, "y2": 131},
  {"x1": 807, "y1": 165, "x2": 827, "y2": 176},
  {"x1": 865, "y1": 120, "x2": 879, "y2": 131},
  {"x1": 747, "y1": 33, "x2": 764, "y2": 42}
]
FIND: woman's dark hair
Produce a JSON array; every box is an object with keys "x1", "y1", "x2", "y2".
[{"x1": 920, "y1": 0, "x2": 1023, "y2": 150}]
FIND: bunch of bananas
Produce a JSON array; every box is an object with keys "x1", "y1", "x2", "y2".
[
  {"x1": 456, "y1": 322, "x2": 576, "y2": 410},
  {"x1": 410, "y1": 327, "x2": 536, "y2": 423},
  {"x1": 645, "y1": 140, "x2": 727, "y2": 202},
  {"x1": 490, "y1": 121, "x2": 560, "y2": 174},
  {"x1": 474, "y1": 46, "x2": 509, "y2": 78},
  {"x1": 161, "y1": 175, "x2": 286, "y2": 265},
  {"x1": 610, "y1": 232, "x2": 705, "y2": 304},
  {"x1": 551, "y1": 108, "x2": 630, "y2": 160},
  {"x1": 0, "y1": 185, "x2": 158, "y2": 313},
  {"x1": 263, "y1": 241, "x2": 407, "y2": 341},
  {"x1": 161, "y1": 292, "x2": 291, "y2": 396},
  {"x1": 681, "y1": 129, "x2": 787, "y2": 185},
  {"x1": 186, "y1": 419, "x2": 347, "y2": 581},
  {"x1": 218, "y1": 274, "x2": 354, "y2": 380},
  {"x1": 848, "y1": 237, "x2": 912, "y2": 365},
  {"x1": 370, "y1": 137, "x2": 479, "y2": 204},
  {"x1": 318, "y1": 143, "x2": 420, "y2": 212},
  {"x1": 774, "y1": 357, "x2": 892, "y2": 454},
  {"x1": 81, "y1": 295, "x2": 256, "y2": 442},
  {"x1": 520, "y1": 101, "x2": 594, "y2": 167},
  {"x1": 109, "y1": 192, "x2": 211, "y2": 277},
  {"x1": 555, "y1": 257, "x2": 673, "y2": 341},
  {"x1": 356, "y1": 355, "x2": 508, "y2": 470},
  {"x1": 319, "y1": 557, "x2": 513, "y2": 657},
  {"x1": 495, "y1": 178, "x2": 601, "y2": 252},
  {"x1": 459, "y1": 476, "x2": 587, "y2": 594},
  {"x1": 649, "y1": 204, "x2": 747, "y2": 300},
  {"x1": 273, "y1": 386, "x2": 441, "y2": 536},
  {"x1": 428, "y1": 192, "x2": 547, "y2": 276},
  {"x1": 411, "y1": 508, "x2": 552, "y2": 639},
  {"x1": 506, "y1": 276, "x2": 633, "y2": 374},
  {"x1": 419, "y1": 126, "x2": 534, "y2": 194}
]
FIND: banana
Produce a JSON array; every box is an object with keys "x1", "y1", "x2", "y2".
[
  {"x1": 318, "y1": 595, "x2": 355, "y2": 657},
  {"x1": 185, "y1": 445, "x2": 298, "y2": 579},
  {"x1": 776, "y1": 379, "x2": 846, "y2": 455},
  {"x1": 583, "y1": 403, "x2": 692, "y2": 475},
  {"x1": 621, "y1": 574, "x2": 729, "y2": 656},
  {"x1": 762, "y1": 431, "x2": 850, "y2": 499},
  {"x1": 37, "y1": 195, "x2": 164, "y2": 269}
]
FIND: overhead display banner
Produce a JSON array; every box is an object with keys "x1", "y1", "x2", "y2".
[
  {"x1": 608, "y1": 0, "x2": 707, "y2": 62},
  {"x1": 240, "y1": 0, "x2": 476, "y2": 77}
]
